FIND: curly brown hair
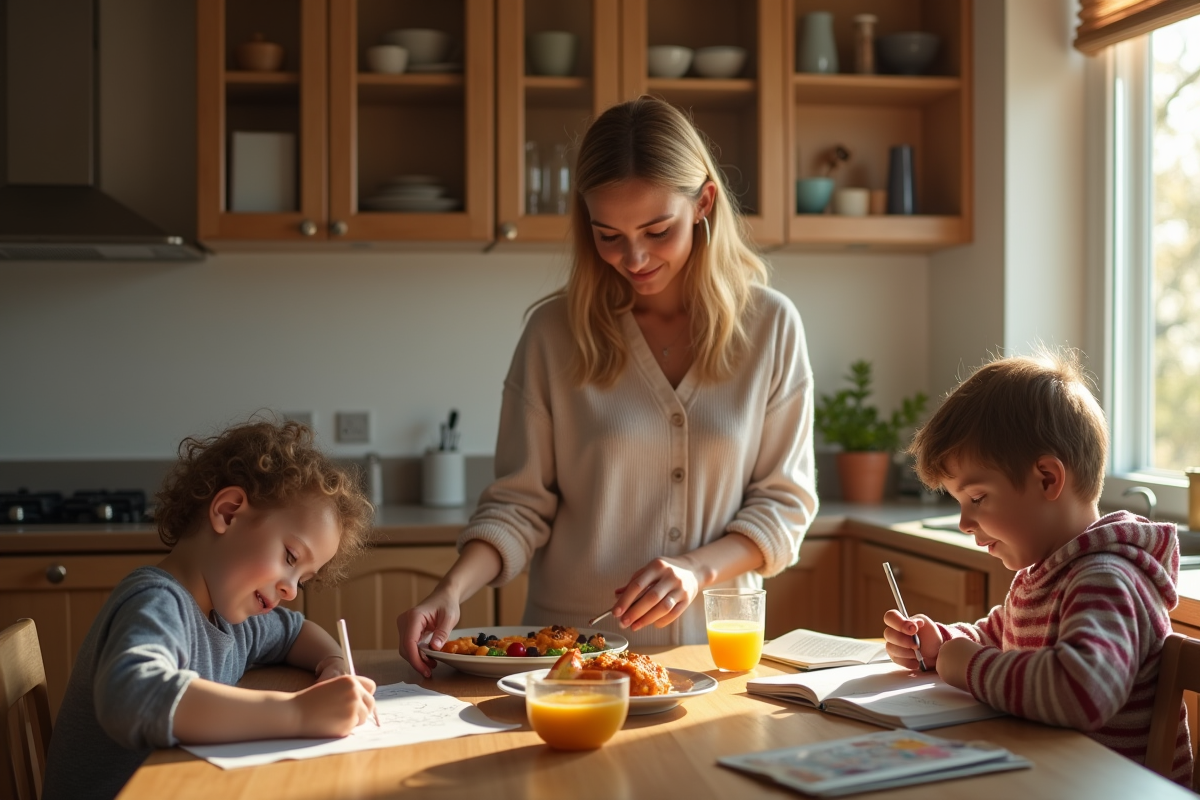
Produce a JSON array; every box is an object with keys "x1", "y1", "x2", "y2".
[{"x1": 154, "y1": 419, "x2": 374, "y2": 587}]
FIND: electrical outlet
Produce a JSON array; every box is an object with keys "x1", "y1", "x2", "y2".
[
  {"x1": 336, "y1": 411, "x2": 370, "y2": 443},
  {"x1": 282, "y1": 411, "x2": 314, "y2": 429}
]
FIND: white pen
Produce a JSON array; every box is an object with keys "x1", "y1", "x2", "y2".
[
  {"x1": 882, "y1": 562, "x2": 928, "y2": 672},
  {"x1": 337, "y1": 618, "x2": 380, "y2": 726}
]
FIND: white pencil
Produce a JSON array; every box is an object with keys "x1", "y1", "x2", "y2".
[
  {"x1": 337, "y1": 618, "x2": 380, "y2": 726},
  {"x1": 882, "y1": 562, "x2": 928, "y2": 672}
]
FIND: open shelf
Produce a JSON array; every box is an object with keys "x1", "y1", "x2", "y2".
[
  {"x1": 523, "y1": 76, "x2": 593, "y2": 108},
  {"x1": 786, "y1": 214, "x2": 966, "y2": 249},
  {"x1": 793, "y1": 74, "x2": 962, "y2": 106},
  {"x1": 356, "y1": 73, "x2": 465, "y2": 104},
  {"x1": 646, "y1": 78, "x2": 757, "y2": 110}
]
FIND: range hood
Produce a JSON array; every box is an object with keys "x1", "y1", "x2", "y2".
[{"x1": 0, "y1": 0, "x2": 203, "y2": 261}]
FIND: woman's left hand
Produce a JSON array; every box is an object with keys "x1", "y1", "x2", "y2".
[{"x1": 612, "y1": 557, "x2": 700, "y2": 631}]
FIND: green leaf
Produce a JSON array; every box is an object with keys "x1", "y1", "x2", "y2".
[{"x1": 814, "y1": 361, "x2": 928, "y2": 452}]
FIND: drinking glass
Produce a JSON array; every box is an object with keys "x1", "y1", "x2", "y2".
[
  {"x1": 524, "y1": 140, "x2": 543, "y2": 215},
  {"x1": 526, "y1": 671, "x2": 629, "y2": 750},
  {"x1": 703, "y1": 587, "x2": 766, "y2": 671},
  {"x1": 548, "y1": 143, "x2": 572, "y2": 215}
]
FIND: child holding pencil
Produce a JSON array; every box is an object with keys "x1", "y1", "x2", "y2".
[
  {"x1": 882, "y1": 348, "x2": 1192, "y2": 786},
  {"x1": 43, "y1": 419, "x2": 379, "y2": 800}
]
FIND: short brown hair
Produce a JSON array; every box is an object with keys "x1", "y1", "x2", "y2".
[
  {"x1": 154, "y1": 419, "x2": 373, "y2": 586},
  {"x1": 908, "y1": 348, "x2": 1108, "y2": 502}
]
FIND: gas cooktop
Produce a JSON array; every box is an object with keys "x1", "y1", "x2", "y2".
[{"x1": 0, "y1": 488, "x2": 150, "y2": 525}]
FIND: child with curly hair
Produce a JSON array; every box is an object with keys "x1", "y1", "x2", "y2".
[{"x1": 43, "y1": 419, "x2": 377, "y2": 800}]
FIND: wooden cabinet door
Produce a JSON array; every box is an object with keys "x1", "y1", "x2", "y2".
[
  {"x1": 303, "y1": 546, "x2": 495, "y2": 651},
  {"x1": 619, "y1": 0, "x2": 787, "y2": 246},
  {"x1": 0, "y1": 554, "x2": 163, "y2": 717},
  {"x1": 492, "y1": 0, "x2": 621, "y2": 245},
  {"x1": 327, "y1": 0, "x2": 494, "y2": 242},
  {"x1": 848, "y1": 541, "x2": 984, "y2": 638},
  {"x1": 764, "y1": 537, "x2": 842, "y2": 637},
  {"x1": 197, "y1": 0, "x2": 330, "y2": 244}
]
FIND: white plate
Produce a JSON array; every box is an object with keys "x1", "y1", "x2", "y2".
[
  {"x1": 497, "y1": 666, "x2": 718, "y2": 715},
  {"x1": 419, "y1": 626, "x2": 629, "y2": 678},
  {"x1": 407, "y1": 62, "x2": 463, "y2": 73},
  {"x1": 361, "y1": 195, "x2": 460, "y2": 212}
]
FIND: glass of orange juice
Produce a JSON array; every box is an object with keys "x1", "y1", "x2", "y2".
[
  {"x1": 526, "y1": 671, "x2": 629, "y2": 750},
  {"x1": 703, "y1": 587, "x2": 766, "y2": 671}
]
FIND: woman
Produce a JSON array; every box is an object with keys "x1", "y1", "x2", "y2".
[{"x1": 397, "y1": 97, "x2": 817, "y2": 676}]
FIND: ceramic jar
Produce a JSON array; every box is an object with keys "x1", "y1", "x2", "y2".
[
  {"x1": 236, "y1": 33, "x2": 283, "y2": 72},
  {"x1": 797, "y1": 12, "x2": 838, "y2": 74}
]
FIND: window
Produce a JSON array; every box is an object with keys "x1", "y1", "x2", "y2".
[{"x1": 1106, "y1": 15, "x2": 1200, "y2": 516}]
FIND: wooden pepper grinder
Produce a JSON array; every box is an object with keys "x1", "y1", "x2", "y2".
[{"x1": 853, "y1": 14, "x2": 877, "y2": 75}]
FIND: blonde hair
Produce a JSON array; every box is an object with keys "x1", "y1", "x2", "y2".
[
  {"x1": 548, "y1": 96, "x2": 768, "y2": 387},
  {"x1": 908, "y1": 348, "x2": 1109, "y2": 502},
  {"x1": 155, "y1": 418, "x2": 374, "y2": 587}
]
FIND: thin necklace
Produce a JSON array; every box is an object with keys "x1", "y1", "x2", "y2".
[{"x1": 657, "y1": 325, "x2": 688, "y2": 361}]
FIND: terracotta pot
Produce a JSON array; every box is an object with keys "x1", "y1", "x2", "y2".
[
  {"x1": 237, "y1": 33, "x2": 284, "y2": 72},
  {"x1": 836, "y1": 451, "x2": 891, "y2": 504}
]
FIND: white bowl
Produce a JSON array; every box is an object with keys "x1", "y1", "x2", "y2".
[
  {"x1": 382, "y1": 28, "x2": 450, "y2": 66},
  {"x1": 366, "y1": 44, "x2": 408, "y2": 74},
  {"x1": 692, "y1": 46, "x2": 747, "y2": 79},
  {"x1": 647, "y1": 45, "x2": 693, "y2": 78}
]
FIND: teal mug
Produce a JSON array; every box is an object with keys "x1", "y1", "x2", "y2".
[{"x1": 796, "y1": 177, "x2": 834, "y2": 214}]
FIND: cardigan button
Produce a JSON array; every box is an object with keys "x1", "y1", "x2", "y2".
[
  {"x1": 670, "y1": 413, "x2": 684, "y2": 427},
  {"x1": 668, "y1": 527, "x2": 682, "y2": 541},
  {"x1": 671, "y1": 468, "x2": 685, "y2": 482}
]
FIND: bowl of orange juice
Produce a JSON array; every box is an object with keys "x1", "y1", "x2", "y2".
[
  {"x1": 526, "y1": 671, "x2": 629, "y2": 750},
  {"x1": 703, "y1": 587, "x2": 766, "y2": 671}
]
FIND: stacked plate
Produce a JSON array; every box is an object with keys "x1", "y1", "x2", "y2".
[{"x1": 361, "y1": 175, "x2": 461, "y2": 212}]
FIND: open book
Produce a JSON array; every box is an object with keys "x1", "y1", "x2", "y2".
[
  {"x1": 719, "y1": 729, "x2": 1031, "y2": 797},
  {"x1": 761, "y1": 629, "x2": 890, "y2": 670},
  {"x1": 747, "y1": 662, "x2": 1005, "y2": 730}
]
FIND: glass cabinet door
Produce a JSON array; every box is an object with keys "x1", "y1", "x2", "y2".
[
  {"x1": 328, "y1": 0, "x2": 494, "y2": 243},
  {"x1": 619, "y1": 0, "x2": 787, "y2": 247},
  {"x1": 198, "y1": 0, "x2": 328, "y2": 244},
  {"x1": 493, "y1": 0, "x2": 621, "y2": 245}
]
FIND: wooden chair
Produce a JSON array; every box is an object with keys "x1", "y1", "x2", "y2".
[
  {"x1": 0, "y1": 619, "x2": 53, "y2": 800},
  {"x1": 1147, "y1": 632, "x2": 1200, "y2": 788}
]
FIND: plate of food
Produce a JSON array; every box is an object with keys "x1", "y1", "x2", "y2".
[
  {"x1": 419, "y1": 625, "x2": 628, "y2": 678},
  {"x1": 496, "y1": 650, "x2": 718, "y2": 715}
]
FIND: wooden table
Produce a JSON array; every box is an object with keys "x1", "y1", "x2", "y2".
[{"x1": 117, "y1": 646, "x2": 1192, "y2": 799}]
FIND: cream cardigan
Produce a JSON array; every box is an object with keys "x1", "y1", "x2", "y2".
[{"x1": 459, "y1": 284, "x2": 818, "y2": 646}]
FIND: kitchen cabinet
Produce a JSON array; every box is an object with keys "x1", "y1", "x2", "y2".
[
  {"x1": 303, "y1": 546, "x2": 495, "y2": 650},
  {"x1": 197, "y1": 0, "x2": 494, "y2": 247},
  {"x1": 847, "y1": 540, "x2": 985, "y2": 638},
  {"x1": 764, "y1": 536, "x2": 842, "y2": 637},
  {"x1": 784, "y1": 0, "x2": 972, "y2": 249},
  {"x1": 0, "y1": 554, "x2": 163, "y2": 717}
]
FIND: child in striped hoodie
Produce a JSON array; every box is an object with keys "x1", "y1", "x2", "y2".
[{"x1": 884, "y1": 348, "x2": 1192, "y2": 786}]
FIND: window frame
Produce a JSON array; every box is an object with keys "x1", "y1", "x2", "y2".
[{"x1": 1094, "y1": 33, "x2": 1191, "y2": 521}]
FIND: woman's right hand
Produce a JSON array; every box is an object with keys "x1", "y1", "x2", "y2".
[
  {"x1": 396, "y1": 590, "x2": 461, "y2": 678},
  {"x1": 291, "y1": 674, "x2": 377, "y2": 737},
  {"x1": 882, "y1": 610, "x2": 943, "y2": 670}
]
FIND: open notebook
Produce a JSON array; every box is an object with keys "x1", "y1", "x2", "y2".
[
  {"x1": 760, "y1": 629, "x2": 891, "y2": 670},
  {"x1": 747, "y1": 662, "x2": 1005, "y2": 730},
  {"x1": 719, "y1": 729, "x2": 1031, "y2": 797}
]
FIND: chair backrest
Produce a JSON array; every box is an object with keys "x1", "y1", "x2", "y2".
[
  {"x1": 0, "y1": 619, "x2": 53, "y2": 800},
  {"x1": 1147, "y1": 632, "x2": 1200, "y2": 788}
]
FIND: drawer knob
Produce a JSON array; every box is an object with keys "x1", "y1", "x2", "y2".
[
  {"x1": 299, "y1": 219, "x2": 318, "y2": 237},
  {"x1": 46, "y1": 564, "x2": 67, "y2": 584},
  {"x1": 498, "y1": 222, "x2": 518, "y2": 241},
  {"x1": 330, "y1": 220, "x2": 348, "y2": 236}
]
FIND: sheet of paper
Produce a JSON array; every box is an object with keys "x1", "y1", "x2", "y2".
[
  {"x1": 763, "y1": 629, "x2": 888, "y2": 663},
  {"x1": 181, "y1": 682, "x2": 519, "y2": 769}
]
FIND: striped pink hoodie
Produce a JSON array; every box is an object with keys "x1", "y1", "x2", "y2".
[{"x1": 936, "y1": 510, "x2": 1192, "y2": 786}]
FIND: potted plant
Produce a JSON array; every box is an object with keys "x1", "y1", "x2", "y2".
[{"x1": 814, "y1": 360, "x2": 928, "y2": 504}]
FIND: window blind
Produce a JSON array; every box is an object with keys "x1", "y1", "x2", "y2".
[{"x1": 1075, "y1": 0, "x2": 1200, "y2": 53}]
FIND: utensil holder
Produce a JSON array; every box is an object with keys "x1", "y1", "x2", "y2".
[
  {"x1": 886, "y1": 144, "x2": 916, "y2": 215},
  {"x1": 422, "y1": 450, "x2": 465, "y2": 507}
]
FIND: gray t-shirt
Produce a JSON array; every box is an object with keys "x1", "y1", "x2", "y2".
[{"x1": 42, "y1": 566, "x2": 304, "y2": 800}]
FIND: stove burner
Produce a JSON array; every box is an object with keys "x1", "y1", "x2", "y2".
[{"x1": 0, "y1": 488, "x2": 148, "y2": 525}]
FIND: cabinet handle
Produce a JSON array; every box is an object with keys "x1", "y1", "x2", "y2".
[
  {"x1": 299, "y1": 219, "x2": 318, "y2": 237},
  {"x1": 330, "y1": 220, "x2": 348, "y2": 236},
  {"x1": 498, "y1": 222, "x2": 518, "y2": 241},
  {"x1": 889, "y1": 564, "x2": 904, "y2": 581},
  {"x1": 46, "y1": 564, "x2": 67, "y2": 584}
]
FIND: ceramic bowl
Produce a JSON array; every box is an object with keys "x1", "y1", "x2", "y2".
[
  {"x1": 876, "y1": 32, "x2": 940, "y2": 75},
  {"x1": 366, "y1": 44, "x2": 408, "y2": 74},
  {"x1": 647, "y1": 45, "x2": 693, "y2": 78},
  {"x1": 796, "y1": 177, "x2": 834, "y2": 214},
  {"x1": 236, "y1": 34, "x2": 283, "y2": 72},
  {"x1": 692, "y1": 46, "x2": 747, "y2": 79},
  {"x1": 528, "y1": 31, "x2": 578, "y2": 76},
  {"x1": 382, "y1": 28, "x2": 450, "y2": 66}
]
